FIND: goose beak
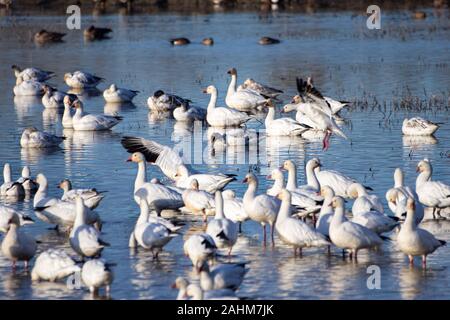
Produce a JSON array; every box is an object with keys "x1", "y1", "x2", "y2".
[
  {"x1": 242, "y1": 177, "x2": 248, "y2": 183},
  {"x1": 170, "y1": 283, "x2": 176, "y2": 289},
  {"x1": 126, "y1": 157, "x2": 132, "y2": 162},
  {"x1": 202, "y1": 88, "x2": 207, "y2": 94},
  {"x1": 416, "y1": 166, "x2": 420, "y2": 172},
  {"x1": 266, "y1": 175, "x2": 272, "y2": 179}
]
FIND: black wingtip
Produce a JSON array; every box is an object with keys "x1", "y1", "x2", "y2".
[
  {"x1": 216, "y1": 230, "x2": 230, "y2": 241},
  {"x1": 364, "y1": 185, "x2": 374, "y2": 191},
  {"x1": 439, "y1": 240, "x2": 446, "y2": 246},
  {"x1": 34, "y1": 206, "x2": 51, "y2": 212}
]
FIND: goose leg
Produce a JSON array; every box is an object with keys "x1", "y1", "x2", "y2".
[
  {"x1": 422, "y1": 255, "x2": 427, "y2": 268},
  {"x1": 238, "y1": 222, "x2": 242, "y2": 233},
  {"x1": 432, "y1": 207, "x2": 437, "y2": 220},
  {"x1": 271, "y1": 224, "x2": 275, "y2": 247},
  {"x1": 354, "y1": 250, "x2": 358, "y2": 261},
  {"x1": 327, "y1": 245, "x2": 331, "y2": 255},
  {"x1": 262, "y1": 225, "x2": 267, "y2": 246},
  {"x1": 408, "y1": 255, "x2": 414, "y2": 265},
  {"x1": 24, "y1": 260, "x2": 29, "y2": 270}
]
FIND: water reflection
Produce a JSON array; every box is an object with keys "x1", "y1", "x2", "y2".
[{"x1": 104, "y1": 102, "x2": 137, "y2": 115}]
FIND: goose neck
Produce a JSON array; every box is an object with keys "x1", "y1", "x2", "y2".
[
  {"x1": 305, "y1": 163, "x2": 320, "y2": 190},
  {"x1": 227, "y1": 74, "x2": 237, "y2": 97},
  {"x1": 286, "y1": 167, "x2": 297, "y2": 191},
  {"x1": 207, "y1": 90, "x2": 218, "y2": 111},
  {"x1": 265, "y1": 108, "x2": 275, "y2": 126},
  {"x1": 3, "y1": 164, "x2": 11, "y2": 183},
  {"x1": 135, "y1": 161, "x2": 147, "y2": 192}
]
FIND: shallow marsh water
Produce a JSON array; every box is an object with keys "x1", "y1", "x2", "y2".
[{"x1": 0, "y1": 6, "x2": 449, "y2": 299}]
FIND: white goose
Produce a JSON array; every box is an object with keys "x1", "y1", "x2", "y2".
[
  {"x1": 397, "y1": 198, "x2": 446, "y2": 267},
  {"x1": 204, "y1": 85, "x2": 253, "y2": 128},
  {"x1": 173, "y1": 102, "x2": 206, "y2": 122},
  {"x1": 275, "y1": 189, "x2": 330, "y2": 256},
  {"x1": 267, "y1": 168, "x2": 322, "y2": 216},
  {"x1": 1, "y1": 163, "x2": 25, "y2": 197},
  {"x1": 416, "y1": 159, "x2": 450, "y2": 219},
  {"x1": 385, "y1": 168, "x2": 423, "y2": 222},
  {"x1": 0, "y1": 212, "x2": 37, "y2": 269},
  {"x1": 222, "y1": 189, "x2": 249, "y2": 231},
  {"x1": 240, "y1": 78, "x2": 283, "y2": 99},
  {"x1": 183, "y1": 233, "x2": 217, "y2": 271},
  {"x1": 347, "y1": 183, "x2": 384, "y2": 215},
  {"x1": 58, "y1": 179, "x2": 105, "y2": 210},
  {"x1": 147, "y1": 90, "x2": 190, "y2": 112},
  {"x1": 13, "y1": 76, "x2": 45, "y2": 96},
  {"x1": 42, "y1": 85, "x2": 69, "y2": 109},
  {"x1": 314, "y1": 166, "x2": 371, "y2": 199},
  {"x1": 316, "y1": 185, "x2": 336, "y2": 238},
  {"x1": 72, "y1": 99, "x2": 122, "y2": 131},
  {"x1": 20, "y1": 127, "x2": 65, "y2": 148},
  {"x1": 0, "y1": 205, "x2": 34, "y2": 230},
  {"x1": 69, "y1": 197, "x2": 109, "y2": 258},
  {"x1": 306, "y1": 76, "x2": 350, "y2": 114},
  {"x1": 243, "y1": 173, "x2": 279, "y2": 246},
  {"x1": 62, "y1": 95, "x2": 76, "y2": 129},
  {"x1": 81, "y1": 259, "x2": 114, "y2": 296},
  {"x1": 351, "y1": 210, "x2": 399, "y2": 235},
  {"x1": 126, "y1": 152, "x2": 183, "y2": 215},
  {"x1": 129, "y1": 198, "x2": 177, "y2": 258},
  {"x1": 186, "y1": 284, "x2": 238, "y2": 300},
  {"x1": 31, "y1": 249, "x2": 81, "y2": 282},
  {"x1": 199, "y1": 262, "x2": 248, "y2": 291},
  {"x1": 402, "y1": 117, "x2": 439, "y2": 136},
  {"x1": 282, "y1": 102, "x2": 323, "y2": 129},
  {"x1": 121, "y1": 136, "x2": 187, "y2": 181},
  {"x1": 103, "y1": 84, "x2": 139, "y2": 103},
  {"x1": 225, "y1": 68, "x2": 268, "y2": 111},
  {"x1": 12, "y1": 65, "x2": 54, "y2": 82},
  {"x1": 33, "y1": 173, "x2": 101, "y2": 230},
  {"x1": 295, "y1": 78, "x2": 347, "y2": 150},
  {"x1": 16, "y1": 166, "x2": 38, "y2": 192},
  {"x1": 182, "y1": 179, "x2": 215, "y2": 222},
  {"x1": 329, "y1": 196, "x2": 383, "y2": 260},
  {"x1": 206, "y1": 191, "x2": 238, "y2": 255},
  {"x1": 265, "y1": 101, "x2": 309, "y2": 136},
  {"x1": 282, "y1": 159, "x2": 323, "y2": 201},
  {"x1": 174, "y1": 165, "x2": 236, "y2": 193},
  {"x1": 64, "y1": 71, "x2": 103, "y2": 89}
]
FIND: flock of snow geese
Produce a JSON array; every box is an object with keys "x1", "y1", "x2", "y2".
[{"x1": 0, "y1": 63, "x2": 448, "y2": 300}]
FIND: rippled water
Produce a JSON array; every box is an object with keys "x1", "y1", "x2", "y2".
[{"x1": 0, "y1": 8, "x2": 449, "y2": 300}]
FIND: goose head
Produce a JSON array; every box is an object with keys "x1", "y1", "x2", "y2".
[
  {"x1": 153, "y1": 90, "x2": 165, "y2": 98},
  {"x1": 227, "y1": 68, "x2": 237, "y2": 76},
  {"x1": 174, "y1": 165, "x2": 189, "y2": 179},
  {"x1": 126, "y1": 152, "x2": 145, "y2": 163},
  {"x1": 222, "y1": 189, "x2": 236, "y2": 199},
  {"x1": 11, "y1": 65, "x2": 22, "y2": 77},
  {"x1": 306, "y1": 158, "x2": 321, "y2": 170},
  {"x1": 35, "y1": 173, "x2": 47, "y2": 187},
  {"x1": 189, "y1": 179, "x2": 199, "y2": 190},
  {"x1": 386, "y1": 188, "x2": 398, "y2": 205},
  {"x1": 291, "y1": 95, "x2": 303, "y2": 104},
  {"x1": 320, "y1": 185, "x2": 335, "y2": 198},
  {"x1": 281, "y1": 160, "x2": 296, "y2": 172},
  {"x1": 64, "y1": 73, "x2": 73, "y2": 82},
  {"x1": 63, "y1": 95, "x2": 74, "y2": 108},
  {"x1": 416, "y1": 159, "x2": 431, "y2": 173},
  {"x1": 266, "y1": 99, "x2": 275, "y2": 109},
  {"x1": 242, "y1": 172, "x2": 257, "y2": 184},
  {"x1": 347, "y1": 183, "x2": 364, "y2": 199},
  {"x1": 22, "y1": 166, "x2": 31, "y2": 179},
  {"x1": 22, "y1": 127, "x2": 38, "y2": 137},
  {"x1": 406, "y1": 197, "x2": 415, "y2": 211},
  {"x1": 109, "y1": 84, "x2": 117, "y2": 92},
  {"x1": 202, "y1": 85, "x2": 217, "y2": 95},
  {"x1": 281, "y1": 103, "x2": 298, "y2": 113},
  {"x1": 58, "y1": 179, "x2": 72, "y2": 191},
  {"x1": 71, "y1": 99, "x2": 84, "y2": 110},
  {"x1": 331, "y1": 196, "x2": 345, "y2": 209},
  {"x1": 42, "y1": 85, "x2": 53, "y2": 94},
  {"x1": 0, "y1": 213, "x2": 21, "y2": 232},
  {"x1": 267, "y1": 168, "x2": 283, "y2": 181}
]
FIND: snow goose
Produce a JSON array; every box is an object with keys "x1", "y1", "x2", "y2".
[
  {"x1": 316, "y1": 186, "x2": 335, "y2": 238},
  {"x1": 64, "y1": 71, "x2": 103, "y2": 89},
  {"x1": 16, "y1": 166, "x2": 38, "y2": 192},
  {"x1": 295, "y1": 78, "x2": 347, "y2": 150},
  {"x1": 206, "y1": 191, "x2": 238, "y2": 254},
  {"x1": 0, "y1": 212, "x2": 37, "y2": 269},
  {"x1": 314, "y1": 166, "x2": 372, "y2": 198},
  {"x1": 31, "y1": 249, "x2": 81, "y2": 282},
  {"x1": 126, "y1": 152, "x2": 183, "y2": 215},
  {"x1": 103, "y1": 84, "x2": 138, "y2": 103},
  {"x1": 416, "y1": 159, "x2": 450, "y2": 219},
  {"x1": 397, "y1": 198, "x2": 446, "y2": 267},
  {"x1": 69, "y1": 197, "x2": 109, "y2": 258},
  {"x1": 306, "y1": 76, "x2": 350, "y2": 114},
  {"x1": 83, "y1": 25, "x2": 112, "y2": 41},
  {"x1": 183, "y1": 233, "x2": 217, "y2": 271},
  {"x1": 33, "y1": 173, "x2": 101, "y2": 230},
  {"x1": 200, "y1": 261, "x2": 248, "y2": 291},
  {"x1": 62, "y1": 95, "x2": 76, "y2": 129},
  {"x1": 20, "y1": 127, "x2": 65, "y2": 148},
  {"x1": 58, "y1": 179, "x2": 105, "y2": 210},
  {"x1": 402, "y1": 117, "x2": 439, "y2": 136},
  {"x1": 282, "y1": 159, "x2": 323, "y2": 201},
  {"x1": 121, "y1": 136, "x2": 187, "y2": 180},
  {"x1": 204, "y1": 85, "x2": 253, "y2": 127},
  {"x1": 182, "y1": 179, "x2": 215, "y2": 222},
  {"x1": 34, "y1": 29, "x2": 66, "y2": 44},
  {"x1": 347, "y1": 183, "x2": 384, "y2": 215},
  {"x1": 71, "y1": 99, "x2": 122, "y2": 131},
  {"x1": 351, "y1": 210, "x2": 399, "y2": 235},
  {"x1": 11, "y1": 65, "x2": 54, "y2": 82},
  {"x1": 275, "y1": 189, "x2": 330, "y2": 256},
  {"x1": 265, "y1": 100, "x2": 309, "y2": 136},
  {"x1": 174, "y1": 164, "x2": 236, "y2": 193},
  {"x1": 329, "y1": 196, "x2": 383, "y2": 260},
  {"x1": 129, "y1": 198, "x2": 178, "y2": 258},
  {"x1": 187, "y1": 284, "x2": 238, "y2": 300},
  {"x1": 225, "y1": 68, "x2": 268, "y2": 111},
  {"x1": 241, "y1": 78, "x2": 283, "y2": 99},
  {"x1": 173, "y1": 102, "x2": 206, "y2": 122},
  {"x1": 42, "y1": 85, "x2": 71, "y2": 109},
  {"x1": 1, "y1": 163, "x2": 25, "y2": 197},
  {"x1": 222, "y1": 189, "x2": 248, "y2": 231},
  {"x1": 13, "y1": 76, "x2": 45, "y2": 96},
  {"x1": 242, "y1": 173, "x2": 279, "y2": 246},
  {"x1": 0, "y1": 204, "x2": 34, "y2": 230},
  {"x1": 385, "y1": 168, "x2": 423, "y2": 222},
  {"x1": 267, "y1": 168, "x2": 322, "y2": 217},
  {"x1": 282, "y1": 102, "x2": 323, "y2": 129},
  {"x1": 81, "y1": 259, "x2": 114, "y2": 296},
  {"x1": 147, "y1": 90, "x2": 190, "y2": 112}
]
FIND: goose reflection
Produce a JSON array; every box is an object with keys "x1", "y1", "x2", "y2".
[
  {"x1": 265, "y1": 135, "x2": 306, "y2": 168},
  {"x1": 402, "y1": 135, "x2": 438, "y2": 148},
  {"x1": 42, "y1": 108, "x2": 61, "y2": 128},
  {"x1": 148, "y1": 110, "x2": 172, "y2": 124},
  {"x1": 20, "y1": 146, "x2": 61, "y2": 164},
  {"x1": 67, "y1": 88, "x2": 101, "y2": 101},
  {"x1": 14, "y1": 96, "x2": 42, "y2": 122},
  {"x1": 399, "y1": 265, "x2": 428, "y2": 300},
  {"x1": 104, "y1": 102, "x2": 136, "y2": 115}
]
